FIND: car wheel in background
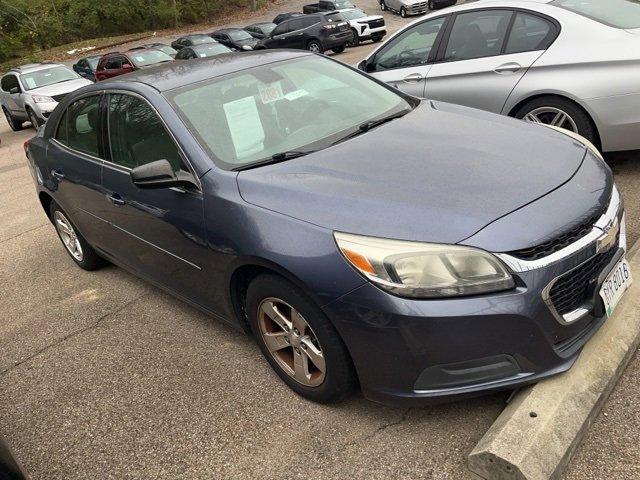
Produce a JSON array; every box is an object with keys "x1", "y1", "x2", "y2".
[
  {"x1": 50, "y1": 202, "x2": 106, "y2": 271},
  {"x1": 348, "y1": 29, "x2": 360, "y2": 47},
  {"x1": 246, "y1": 274, "x2": 356, "y2": 403},
  {"x1": 307, "y1": 40, "x2": 324, "y2": 54},
  {"x1": 3, "y1": 107, "x2": 23, "y2": 131},
  {"x1": 428, "y1": 0, "x2": 435, "y2": 9},
  {"x1": 515, "y1": 96, "x2": 598, "y2": 147},
  {"x1": 27, "y1": 108, "x2": 40, "y2": 129},
  {"x1": 332, "y1": 45, "x2": 346, "y2": 54},
  {"x1": 372, "y1": 35, "x2": 383, "y2": 43},
  {"x1": 400, "y1": 7, "x2": 408, "y2": 17},
  {"x1": 380, "y1": 0, "x2": 387, "y2": 11}
]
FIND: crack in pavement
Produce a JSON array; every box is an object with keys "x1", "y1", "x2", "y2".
[
  {"x1": 0, "y1": 290, "x2": 151, "y2": 376},
  {"x1": 0, "y1": 223, "x2": 48, "y2": 244},
  {"x1": 335, "y1": 408, "x2": 412, "y2": 454}
]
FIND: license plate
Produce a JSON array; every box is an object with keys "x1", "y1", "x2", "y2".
[{"x1": 599, "y1": 257, "x2": 633, "y2": 317}]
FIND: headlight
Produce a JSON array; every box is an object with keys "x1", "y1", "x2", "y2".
[
  {"x1": 334, "y1": 232, "x2": 515, "y2": 298},
  {"x1": 32, "y1": 95, "x2": 55, "y2": 103},
  {"x1": 242, "y1": 45, "x2": 253, "y2": 50},
  {"x1": 541, "y1": 124, "x2": 603, "y2": 162}
]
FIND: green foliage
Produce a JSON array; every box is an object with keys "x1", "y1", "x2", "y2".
[{"x1": 0, "y1": 0, "x2": 254, "y2": 64}]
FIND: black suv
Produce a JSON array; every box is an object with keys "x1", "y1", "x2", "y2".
[{"x1": 257, "y1": 12, "x2": 352, "y2": 54}]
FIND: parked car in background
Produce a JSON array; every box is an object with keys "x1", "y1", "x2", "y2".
[
  {"x1": 339, "y1": 8, "x2": 386, "y2": 46},
  {"x1": 303, "y1": 0, "x2": 355, "y2": 14},
  {"x1": 360, "y1": 0, "x2": 640, "y2": 152},
  {"x1": 273, "y1": 12, "x2": 304, "y2": 24},
  {"x1": 210, "y1": 28, "x2": 259, "y2": 51},
  {"x1": 26, "y1": 50, "x2": 627, "y2": 406},
  {"x1": 171, "y1": 34, "x2": 215, "y2": 51},
  {"x1": 72, "y1": 55, "x2": 102, "y2": 81},
  {"x1": 257, "y1": 12, "x2": 353, "y2": 54},
  {"x1": 1, "y1": 63, "x2": 91, "y2": 130},
  {"x1": 175, "y1": 42, "x2": 232, "y2": 60},
  {"x1": 380, "y1": 0, "x2": 430, "y2": 18},
  {"x1": 95, "y1": 49, "x2": 173, "y2": 81},
  {"x1": 245, "y1": 22, "x2": 278, "y2": 39},
  {"x1": 130, "y1": 43, "x2": 178, "y2": 58}
]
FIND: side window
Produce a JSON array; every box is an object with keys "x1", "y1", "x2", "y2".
[
  {"x1": 64, "y1": 95, "x2": 101, "y2": 157},
  {"x1": 108, "y1": 94, "x2": 185, "y2": 172},
  {"x1": 272, "y1": 22, "x2": 291, "y2": 35},
  {"x1": 505, "y1": 12, "x2": 555, "y2": 54},
  {"x1": 1, "y1": 74, "x2": 19, "y2": 92},
  {"x1": 372, "y1": 17, "x2": 446, "y2": 71},
  {"x1": 301, "y1": 17, "x2": 319, "y2": 29},
  {"x1": 444, "y1": 10, "x2": 513, "y2": 61},
  {"x1": 289, "y1": 18, "x2": 306, "y2": 31},
  {"x1": 55, "y1": 109, "x2": 69, "y2": 144},
  {"x1": 105, "y1": 57, "x2": 123, "y2": 69}
]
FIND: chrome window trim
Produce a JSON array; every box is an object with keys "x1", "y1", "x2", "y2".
[
  {"x1": 50, "y1": 138, "x2": 104, "y2": 166},
  {"x1": 51, "y1": 91, "x2": 105, "y2": 160},
  {"x1": 496, "y1": 186, "x2": 621, "y2": 273}
]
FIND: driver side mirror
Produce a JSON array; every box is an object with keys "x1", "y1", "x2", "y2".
[
  {"x1": 9, "y1": 86, "x2": 20, "y2": 94},
  {"x1": 131, "y1": 159, "x2": 198, "y2": 190},
  {"x1": 122, "y1": 63, "x2": 134, "y2": 71},
  {"x1": 357, "y1": 59, "x2": 375, "y2": 73}
]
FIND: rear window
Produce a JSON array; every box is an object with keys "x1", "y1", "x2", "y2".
[
  {"x1": 129, "y1": 50, "x2": 173, "y2": 67},
  {"x1": 551, "y1": 0, "x2": 640, "y2": 29},
  {"x1": 324, "y1": 12, "x2": 346, "y2": 22}
]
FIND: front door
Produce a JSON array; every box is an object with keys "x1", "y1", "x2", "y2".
[
  {"x1": 99, "y1": 92, "x2": 211, "y2": 306},
  {"x1": 368, "y1": 16, "x2": 448, "y2": 97},
  {"x1": 425, "y1": 9, "x2": 555, "y2": 113}
]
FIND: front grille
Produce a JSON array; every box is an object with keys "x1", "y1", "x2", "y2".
[
  {"x1": 510, "y1": 212, "x2": 601, "y2": 261},
  {"x1": 549, "y1": 246, "x2": 617, "y2": 316},
  {"x1": 51, "y1": 93, "x2": 67, "y2": 103},
  {"x1": 410, "y1": 2, "x2": 428, "y2": 9},
  {"x1": 367, "y1": 18, "x2": 385, "y2": 28}
]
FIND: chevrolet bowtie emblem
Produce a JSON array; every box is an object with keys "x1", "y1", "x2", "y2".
[{"x1": 596, "y1": 216, "x2": 619, "y2": 253}]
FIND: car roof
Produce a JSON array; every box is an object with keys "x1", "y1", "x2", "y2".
[
  {"x1": 9, "y1": 63, "x2": 64, "y2": 74},
  {"x1": 213, "y1": 27, "x2": 244, "y2": 32},
  {"x1": 99, "y1": 50, "x2": 311, "y2": 92},
  {"x1": 181, "y1": 34, "x2": 212, "y2": 39},
  {"x1": 191, "y1": 42, "x2": 223, "y2": 51},
  {"x1": 247, "y1": 22, "x2": 276, "y2": 27}
]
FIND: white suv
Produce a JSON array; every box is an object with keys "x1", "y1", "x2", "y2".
[
  {"x1": 338, "y1": 8, "x2": 387, "y2": 46},
  {"x1": 1, "y1": 63, "x2": 91, "y2": 131}
]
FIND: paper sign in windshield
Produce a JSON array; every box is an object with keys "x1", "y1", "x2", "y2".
[
  {"x1": 259, "y1": 82, "x2": 284, "y2": 104},
  {"x1": 223, "y1": 96, "x2": 265, "y2": 159}
]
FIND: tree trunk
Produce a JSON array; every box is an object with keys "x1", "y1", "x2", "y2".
[{"x1": 170, "y1": 0, "x2": 178, "y2": 27}]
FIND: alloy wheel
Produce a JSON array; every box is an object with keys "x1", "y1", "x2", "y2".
[
  {"x1": 308, "y1": 42, "x2": 321, "y2": 53},
  {"x1": 523, "y1": 107, "x2": 578, "y2": 133},
  {"x1": 54, "y1": 211, "x2": 84, "y2": 261},
  {"x1": 257, "y1": 298, "x2": 326, "y2": 387},
  {"x1": 28, "y1": 110, "x2": 39, "y2": 129}
]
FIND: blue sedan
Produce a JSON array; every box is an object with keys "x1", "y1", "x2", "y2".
[{"x1": 25, "y1": 51, "x2": 627, "y2": 405}]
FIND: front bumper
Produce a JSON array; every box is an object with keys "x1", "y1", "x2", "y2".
[
  {"x1": 31, "y1": 101, "x2": 58, "y2": 121},
  {"x1": 323, "y1": 208, "x2": 627, "y2": 406}
]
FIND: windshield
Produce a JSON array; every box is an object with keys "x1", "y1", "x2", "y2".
[
  {"x1": 551, "y1": 0, "x2": 640, "y2": 29},
  {"x1": 228, "y1": 30, "x2": 253, "y2": 41},
  {"x1": 166, "y1": 56, "x2": 412, "y2": 169},
  {"x1": 335, "y1": 0, "x2": 355, "y2": 8},
  {"x1": 194, "y1": 43, "x2": 232, "y2": 57},
  {"x1": 129, "y1": 50, "x2": 174, "y2": 67},
  {"x1": 341, "y1": 9, "x2": 367, "y2": 20},
  {"x1": 20, "y1": 66, "x2": 78, "y2": 91},
  {"x1": 87, "y1": 57, "x2": 101, "y2": 69}
]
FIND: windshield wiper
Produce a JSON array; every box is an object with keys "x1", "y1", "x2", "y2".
[
  {"x1": 332, "y1": 109, "x2": 411, "y2": 145},
  {"x1": 233, "y1": 150, "x2": 316, "y2": 171}
]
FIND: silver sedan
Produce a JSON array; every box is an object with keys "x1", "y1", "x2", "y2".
[{"x1": 359, "y1": 0, "x2": 640, "y2": 152}]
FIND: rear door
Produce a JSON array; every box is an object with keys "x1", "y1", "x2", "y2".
[
  {"x1": 367, "y1": 15, "x2": 448, "y2": 97},
  {"x1": 268, "y1": 21, "x2": 295, "y2": 48},
  {"x1": 99, "y1": 92, "x2": 210, "y2": 305},
  {"x1": 425, "y1": 9, "x2": 558, "y2": 113}
]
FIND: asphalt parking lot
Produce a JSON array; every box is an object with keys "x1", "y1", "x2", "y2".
[{"x1": 1, "y1": 0, "x2": 640, "y2": 478}]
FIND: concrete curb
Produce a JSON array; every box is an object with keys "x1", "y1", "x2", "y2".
[{"x1": 468, "y1": 240, "x2": 640, "y2": 480}]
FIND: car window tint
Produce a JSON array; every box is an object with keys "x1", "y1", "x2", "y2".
[
  {"x1": 105, "y1": 57, "x2": 123, "y2": 69},
  {"x1": 444, "y1": 10, "x2": 513, "y2": 61},
  {"x1": 65, "y1": 95, "x2": 101, "y2": 157},
  {"x1": 1, "y1": 74, "x2": 19, "y2": 91},
  {"x1": 505, "y1": 12, "x2": 554, "y2": 54},
  {"x1": 272, "y1": 23, "x2": 290, "y2": 35},
  {"x1": 55, "y1": 109, "x2": 69, "y2": 144},
  {"x1": 372, "y1": 17, "x2": 446, "y2": 71},
  {"x1": 108, "y1": 94, "x2": 184, "y2": 172}
]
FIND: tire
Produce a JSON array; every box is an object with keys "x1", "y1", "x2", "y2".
[
  {"x1": 50, "y1": 201, "x2": 106, "y2": 271},
  {"x1": 380, "y1": 0, "x2": 386, "y2": 11},
  {"x1": 514, "y1": 96, "x2": 599, "y2": 148},
  {"x1": 428, "y1": 0, "x2": 434, "y2": 9},
  {"x1": 372, "y1": 35, "x2": 383, "y2": 43},
  {"x1": 348, "y1": 29, "x2": 360, "y2": 47},
  {"x1": 332, "y1": 45, "x2": 346, "y2": 54},
  {"x1": 246, "y1": 274, "x2": 356, "y2": 403},
  {"x1": 400, "y1": 7, "x2": 407, "y2": 18},
  {"x1": 306, "y1": 40, "x2": 324, "y2": 54},
  {"x1": 27, "y1": 107, "x2": 40, "y2": 129},
  {"x1": 3, "y1": 107, "x2": 23, "y2": 131}
]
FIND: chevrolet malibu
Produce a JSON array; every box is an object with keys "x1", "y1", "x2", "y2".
[{"x1": 25, "y1": 51, "x2": 630, "y2": 405}]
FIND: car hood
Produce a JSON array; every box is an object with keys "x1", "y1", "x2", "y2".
[
  {"x1": 237, "y1": 101, "x2": 589, "y2": 245},
  {"x1": 352, "y1": 14, "x2": 384, "y2": 22},
  {"x1": 29, "y1": 78, "x2": 92, "y2": 96}
]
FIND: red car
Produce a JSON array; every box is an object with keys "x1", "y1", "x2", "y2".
[{"x1": 94, "y1": 49, "x2": 173, "y2": 81}]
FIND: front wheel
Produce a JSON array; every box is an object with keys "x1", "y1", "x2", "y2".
[
  {"x1": 348, "y1": 29, "x2": 360, "y2": 47},
  {"x1": 27, "y1": 108, "x2": 40, "y2": 129},
  {"x1": 3, "y1": 107, "x2": 23, "y2": 131},
  {"x1": 307, "y1": 40, "x2": 324, "y2": 54},
  {"x1": 50, "y1": 202, "x2": 106, "y2": 271},
  {"x1": 428, "y1": 0, "x2": 434, "y2": 9},
  {"x1": 332, "y1": 45, "x2": 346, "y2": 54},
  {"x1": 514, "y1": 96, "x2": 598, "y2": 148},
  {"x1": 246, "y1": 274, "x2": 356, "y2": 403},
  {"x1": 380, "y1": 0, "x2": 387, "y2": 11},
  {"x1": 400, "y1": 7, "x2": 407, "y2": 17}
]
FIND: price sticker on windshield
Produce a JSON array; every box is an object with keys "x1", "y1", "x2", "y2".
[{"x1": 259, "y1": 82, "x2": 283, "y2": 104}]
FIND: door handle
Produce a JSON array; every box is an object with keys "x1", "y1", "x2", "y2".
[
  {"x1": 108, "y1": 193, "x2": 126, "y2": 207},
  {"x1": 494, "y1": 63, "x2": 522, "y2": 74},
  {"x1": 403, "y1": 73, "x2": 424, "y2": 83},
  {"x1": 51, "y1": 169, "x2": 65, "y2": 181}
]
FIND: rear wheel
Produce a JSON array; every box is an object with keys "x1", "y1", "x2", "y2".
[
  {"x1": 246, "y1": 274, "x2": 356, "y2": 403},
  {"x1": 50, "y1": 202, "x2": 106, "y2": 271},
  {"x1": 307, "y1": 40, "x2": 324, "y2": 54},
  {"x1": 3, "y1": 107, "x2": 23, "y2": 131},
  {"x1": 514, "y1": 96, "x2": 598, "y2": 147},
  {"x1": 400, "y1": 7, "x2": 407, "y2": 17}
]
